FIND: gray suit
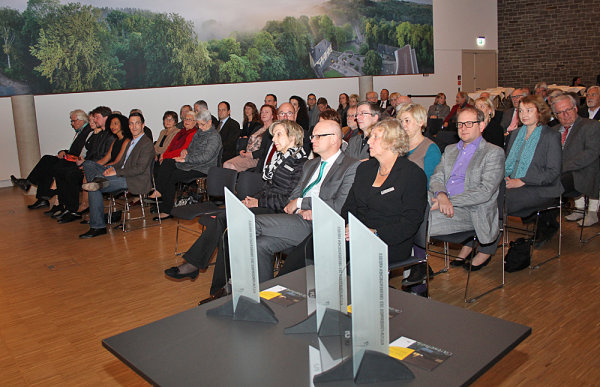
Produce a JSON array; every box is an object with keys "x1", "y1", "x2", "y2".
[
  {"x1": 255, "y1": 152, "x2": 359, "y2": 282},
  {"x1": 562, "y1": 117, "x2": 600, "y2": 196},
  {"x1": 429, "y1": 138, "x2": 505, "y2": 244}
]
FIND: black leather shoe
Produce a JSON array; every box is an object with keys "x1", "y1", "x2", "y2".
[
  {"x1": 450, "y1": 259, "x2": 466, "y2": 267},
  {"x1": 198, "y1": 287, "x2": 228, "y2": 305},
  {"x1": 44, "y1": 205, "x2": 63, "y2": 216},
  {"x1": 51, "y1": 209, "x2": 69, "y2": 219},
  {"x1": 153, "y1": 215, "x2": 172, "y2": 221},
  {"x1": 465, "y1": 256, "x2": 492, "y2": 272},
  {"x1": 79, "y1": 228, "x2": 107, "y2": 239},
  {"x1": 58, "y1": 211, "x2": 82, "y2": 224},
  {"x1": 11, "y1": 175, "x2": 31, "y2": 192},
  {"x1": 164, "y1": 266, "x2": 199, "y2": 280},
  {"x1": 28, "y1": 199, "x2": 50, "y2": 209}
]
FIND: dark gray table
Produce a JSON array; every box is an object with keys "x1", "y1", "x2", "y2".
[{"x1": 103, "y1": 269, "x2": 530, "y2": 386}]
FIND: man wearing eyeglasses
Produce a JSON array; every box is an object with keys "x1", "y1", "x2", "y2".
[
  {"x1": 253, "y1": 119, "x2": 359, "y2": 283},
  {"x1": 429, "y1": 106, "x2": 505, "y2": 270},
  {"x1": 500, "y1": 88, "x2": 530, "y2": 132},
  {"x1": 554, "y1": 94, "x2": 600, "y2": 226},
  {"x1": 345, "y1": 101, "x2": 382, "y2": 160}
]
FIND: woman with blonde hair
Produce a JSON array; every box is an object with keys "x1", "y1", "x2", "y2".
[{"x1": 341, "y1": 119, "x2": 427, "y2": 265}]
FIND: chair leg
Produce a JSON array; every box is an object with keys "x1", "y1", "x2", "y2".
[{"x1": 464, "y1": 236, "x2": 504, "y2": 303}]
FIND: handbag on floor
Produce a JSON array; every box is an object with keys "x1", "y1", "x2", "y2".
[{"x1": 504, "y1": 238, "x2": 532, "y2": 272}]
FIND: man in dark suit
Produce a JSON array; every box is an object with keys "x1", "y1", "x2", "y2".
[
  {"x1": 216, "y1": 101, "x2": 240, "y2": 163},
  {"x1": 79, "y1": 112, "x2": 155, "y2": 238},
  {"x1": 500, "y1": 88, "x2": 529, "y2": 132},
  {"x1": 579, "y1": 86, "x2": 600, "y2": 121},
  {"x1": 254, "y1": 120, "x2": 359, "y2": 282},
  {"x1": 378, "y1": 88, "x2": 390, "y2": 109},
  {"x1": 554, "y1": 94, "x2": 600, "y2": 226},
  {"x1": 11, "y1": 109, "x2": 92, "y2": 209}
]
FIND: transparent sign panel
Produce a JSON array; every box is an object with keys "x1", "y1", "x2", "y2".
[{"x1": 224, "y1": 188, "x2": 260, "y2": 310}]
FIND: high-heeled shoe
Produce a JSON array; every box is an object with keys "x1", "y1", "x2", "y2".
[
  {"x1": 164, "y1": 266, "x2": 199, "y2": 280},
  {"x1": 450, "y1": 259, "x2": 467, "y2": 267},
  {"x1": 464, "y1": 256, "x2": 491, "y2": 272}
]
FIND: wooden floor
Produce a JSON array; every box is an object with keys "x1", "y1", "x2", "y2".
[{"x1": 1, "y1": 186, "x2": 599, "y2": 386}]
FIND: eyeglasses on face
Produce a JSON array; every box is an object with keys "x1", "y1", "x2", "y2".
[
  {"x1": 456, "y1": 120, "x2": 480, "y2": 129},
  {"x1": 309, "y1": 133, "x2": 335, "y2": 140},
  {"x1": 554, "y1": 107, "x2": 575, "y2": 116}
]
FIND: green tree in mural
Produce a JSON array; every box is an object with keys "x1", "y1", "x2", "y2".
[
  {"x1": 363, "y1": 50, "x2": 382, "y2": 75},
  {"x1": 0, "y1": 8, "x2": 24, "y2": 70},
  {"x1": 30, "y1": 4, "x2": 121, "y2": 92},
  {"x1": 219, "y1": 54, "x2": 259, "y2": 83},
  {"x1": 143, "y1": 13, "x2": 211, "y2": 87}
]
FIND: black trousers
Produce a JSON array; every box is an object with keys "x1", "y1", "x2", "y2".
[
  {"x1": 156, "y1": 159, "x2": 205, "y2": 214},
  {"x1": 53, "y1": 159, "x2": 83, "y2": 212},
  {"x1": 27, "y1": 155, "x2": 62, "y2": 199},
  {"x1": 202, "y1": 207, "x2": 275, "y2": 295}
]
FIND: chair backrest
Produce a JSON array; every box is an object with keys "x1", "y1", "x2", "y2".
[
  {"x1": 235, "y1": 171, "x2": 264, "y2": 200},
  {"x1": 206, "y1": 167, "x2": 238, "y2": 198}
]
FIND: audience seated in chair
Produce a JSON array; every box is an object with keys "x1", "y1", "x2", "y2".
[
  {"x1": 79, "y1": 112, "x2": 155, "y2": 239},
  {"x1": 504, "y1": 95, "x2": 563, "y2": 246},
  {"x1": 164, "y1": 120, "x2": 308, "y2": 301},
  {"x1": 52, "y1": 106, "x2": 115, "y2": 224},
  {"x1": 553, "y1": 94, "x2": 600, "y2": 226},
  {"x1": 245, "y1": 120, "x2": 359, "y2": 287},
  {"x1": 345, "y1": 102, "x2": 382, "y2": 161},
  {"x1": 429, "y1": 106, "x2": 505, "y2": 271},
  {"x1": 11, "y1": 108, "x2": 92, "y2": 212},
  {"x1": 152, "y1": 109, "x2": 223, "y2": 221},
  {"x1": 154, "y1": 111, "x2": 180, "y2": 163},
  {"x1": 223, "y1": 104, "x2": 275, "y2": 172}
]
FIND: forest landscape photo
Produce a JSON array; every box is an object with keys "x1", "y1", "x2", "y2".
[{"x1": 0, "y1": 0, "x2": 433, "y2": 96}]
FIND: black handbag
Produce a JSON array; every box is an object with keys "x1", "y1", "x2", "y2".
[{"x1": 504, "y1": 238, "x2": 532, "y2": 272}]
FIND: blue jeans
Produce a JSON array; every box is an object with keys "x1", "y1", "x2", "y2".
[
  {"x1": 88, "y1": 175, "x2": 128, "y2": 229},
  {"x1": 82, "y1": 160, "x2": 109, "y2": 182}
]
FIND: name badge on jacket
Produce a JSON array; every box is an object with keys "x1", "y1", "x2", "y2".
[
  {"x1": 381, "y1": 187, "x2": 395, "y2": 195},
  {"x1": 284, "y1": 165, "x2": 294, "y2": 171}
]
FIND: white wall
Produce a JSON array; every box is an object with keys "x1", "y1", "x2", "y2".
[{"x1": 3, "y1": 0, "x2": 497, "y2": 183}]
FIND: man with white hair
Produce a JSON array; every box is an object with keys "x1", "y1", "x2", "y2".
[
  {"x1": 579, "y1": 86, "x2": 600, "y2": 121},
  {"x1": 11, "y1": 109, "x2": 92, "y2": 209},
  {"x1": 554, "y1": 94, "x2": 600, "y2": 226}
]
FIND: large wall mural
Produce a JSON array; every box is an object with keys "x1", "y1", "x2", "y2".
[{"x1": 0, "y1": 0, "x2": 433, "y2": 96}]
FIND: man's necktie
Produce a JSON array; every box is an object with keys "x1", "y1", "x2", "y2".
[
  {"x1": 217, "y1": 121, "x2": 223, "y2": 132},
  {"x1": 561, "y1": 126, "x2": 570, "y2": 145},
  {"x1": 302, "y1": 161, "x2": 327, "y2": 197},
  {"x1": 507, "y1": 110, "x2": 519, "y2": 132}
]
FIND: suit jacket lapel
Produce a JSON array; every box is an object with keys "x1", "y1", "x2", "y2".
[
  {"x1": 300, "y1": 158, "x2": 321, "y2": 190},
  {"x1": 564, "y1": 117, "x2": 581, "y2": 150},
  {"x1": 320, "y1": 153, "x2": 344, "y2": 187}
]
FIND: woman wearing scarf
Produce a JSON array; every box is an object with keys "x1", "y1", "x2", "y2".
[
  {"x1": 504, "y1": 95, "x2": 563, "y2": 244},
  {"x1": 164, "y1": 120, "x2": 307, "y2": 281}
]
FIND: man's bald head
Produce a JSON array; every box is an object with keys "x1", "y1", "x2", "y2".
[
  {"x1": 277, "y1": 102, "x2": 296, "y2": 121},
  {"x1": 311, "y1": 120, "x2": 342, "y2": 159}
]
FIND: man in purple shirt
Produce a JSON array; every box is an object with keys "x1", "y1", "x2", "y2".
[{"x1": 429, "y1": 106, "x2": 505, "y2": 271}]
